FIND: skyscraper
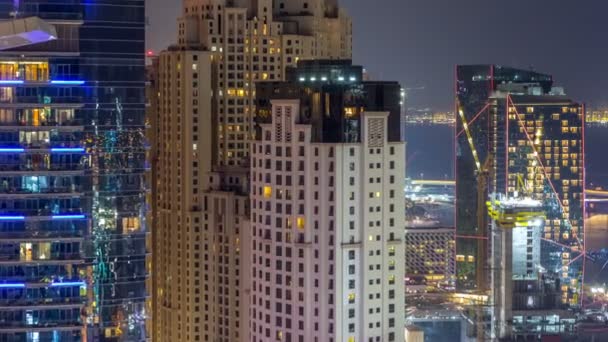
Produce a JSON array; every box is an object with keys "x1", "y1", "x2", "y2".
[
  {"x1": 488, "y1": 84, "x2": 584, "y2": 306},
  {"x1": 456, "y1": 66, "x2": 584, "y2": 305},
  {"x1": 455, "y1": 65, "x2": 553, "y2": 291},
  {"x1": 152, "y1": 1, "x2": 353, "y2": 341},
  {"x1": 250, "y1": 61, "x2": 405, "y2": 341},
  {"x1": 178, "y1": 0, "x2": 352, "y2": 167},
  {"x1": 0, "y1": 0, "x2": 148, "y2": 341}
]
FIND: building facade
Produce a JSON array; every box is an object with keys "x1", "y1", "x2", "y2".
[
  {"x1": 152, "y1": 1, "x2": 353, "y2": 341},
  {"x1": 0, "y1": 0, "x2": 148, "y2": 341},
  {"x1": 178, "y1": 0, "x2": 352, "y2": 167},
  {"x1": 404, "y1": 227, "x2": 455, "y2": 286},
  {"x1": 251, "y1": 100, "x2": 405, "y2": 342},
  {"x1": 153, "y1": 48, "x2": 251, "y2": 342},
  {"x1": 489, "y1": 86, "x2": 585, "y2": 306},
  {"x1": 455, "y1": 65, "x2": 554, "y2": 291}
]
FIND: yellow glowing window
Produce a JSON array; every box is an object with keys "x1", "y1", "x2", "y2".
[
  {"x1": 467, "y1": 255, "x2": 475, "y2": 262},
  {"x1": 262, "y1": 73, "x2": 269, "y2": 80},
  {"x1": 368, "y1": 235, "x2": 373, "y2": 241},
  {"x1": 20, "y1": 243, "x2": 32, "y2": 261},
  {"x1": 348, "y1": 293, "x2": 355, "y2": 303},
  {"x1": 526, "y1": 107, "x2": 534, "y2": 113},
  {"x1": 388, "y1": 275, "x2": 395, "y2": 284},
  {"x1": 296, "y1": 217, "x2": 305, "y2": 230},
  {"x1": 389, "y1": 246, "x2": 395, "y2": 256},
  {"x1": 456, "y1": 254, "x2": 465, "y2": 262},
  {"x1": 375, "y1": 192, "x2": 381, "y2": 198},
  {"x1": 263, "y1": 186, "x2": 272, "y2": 198},
  {"x1": 344, "y1": 107, "x2": 356, "y2": 118},
  {"x1": 123, "y1": 217, "x2": 140, "y2": 232},
  {"x1": 348, "y1": 337, "x2": 355, "y2": 342}
]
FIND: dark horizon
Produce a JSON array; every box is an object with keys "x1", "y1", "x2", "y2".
[{"x1": 147, "y1": 0, "x2": 608, "y2": 111}]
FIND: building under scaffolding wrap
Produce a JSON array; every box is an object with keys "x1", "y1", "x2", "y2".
[{"x1": 0, "y1": 1, "x2": 148, "y2": 341}]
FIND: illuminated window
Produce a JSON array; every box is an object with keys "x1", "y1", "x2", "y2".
[
  {"x1": 348, "y1": 293, "x2": 355, "y2": 303},
  {"x1": 20, "y1": 243, "x2": 32, "y2": 261},
  {"x1": 389, "y1": 275, "x2": 395, "y2": 285},
  {"x1": 456, "y1": 255, "x2": 465, "y2": 262},
  {"x1": 467, "y1": 255, "x2": 475, "y2": 262},
  {"x1": 123, "y1": 217, "x2": 141, "y2": 232},
  {"x1": 263, "y1": 186, "x2": 272, "y2": 198},
  {"x1": 296, "y1": 217, "x2": 305, "y2": 230}
]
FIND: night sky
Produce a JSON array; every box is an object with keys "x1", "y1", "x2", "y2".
[{"x1": 147, "y1": 0, "x2": 608, "y2": 111}]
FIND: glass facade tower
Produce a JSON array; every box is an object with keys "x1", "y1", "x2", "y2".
[
  {"x1": 455, "y1": 65, "x2": 553, "y2": 290},
  {"x1": 489, "y1": 91, "x2": 584, "y2": 306},
  {"x1": 0, "y1": 1, "x2": 147, "y2": 341}
]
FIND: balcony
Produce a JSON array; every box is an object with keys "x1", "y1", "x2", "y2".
[
  {"x1": 0, "y1": 323, "x2": 83, "y2": 333},
  {"x1": 0, "y1": 164, "x2": 86, "y2": 176},
  {"x1": 0, "y1": 253, "x2": 84, "y2": 265},
  {"x1": 0, "y1": 300, "x2": 84, "y2": 311},
  {"x1": 0, "y1": 119, "x2": 84, "y2": 131},
  {"x1": 0, "y1": 96, "x2": 83, "y2": 108},
  {"x1": 0, "y1": 188, "x2": 83, "y2": 199}
]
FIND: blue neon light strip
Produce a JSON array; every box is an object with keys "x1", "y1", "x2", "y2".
[
  {"x1": 0, "y1": 216, "x2": 25, "y2": 220},
  {"x1": 0, "y1": 283, "x2": 25, "y2": 288},
  {"x1": 50, "y1": 281, "x2": 85, "y2": 287},
  {"x1": 0, "y1": 148, "x2": 24, "y2": 153},
  {"x1": 52, "y1": 214, "x2": 86, "y2": 220},
  {"x1": 0, "y1": 80, "x2": 24, "y2": 85},
  {"x1": 51, "y1": 147, "x2": 85, "y2": 153},
  {"x1": 50, "y1": 80, "x2": 85, "y2": 85}
]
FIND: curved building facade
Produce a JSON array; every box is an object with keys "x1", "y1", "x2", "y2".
[{"x1": 0, "y1": 1, "x2": 147, "y2": 341}]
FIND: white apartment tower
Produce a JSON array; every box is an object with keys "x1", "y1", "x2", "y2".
[{"x1": 250, "y1": 100, "x2": 406, "y2": 342}]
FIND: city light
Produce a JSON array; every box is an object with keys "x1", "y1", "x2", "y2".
[
  {"x1": 0, "y1": 148, "x2": 24, "y2": 153},
  {"x1": 52, "y1": 214, "x2": 86, "y2": 220},
  {"x1": 0, "y1": 216, "x2": 25, "y2": 220},
  {"x1": 0, "y1": 80, "x2": 24, "y2": 85},
  {"x1": 50, "y1": 281, "x2": 86, "y2": 287},
  {"x1": 50, "y1": 80, "x2": 85, "y2": 85},
  {"x1": 51, "y1": 147, "x2": 86, "y2": 153}
]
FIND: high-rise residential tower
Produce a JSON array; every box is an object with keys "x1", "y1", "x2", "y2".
[
  {"x1": 178, "y1": 0, "x2": 352, "y2": 167},
  {"x1": 152, "y1": 1, "x2": 353, "y2": 341},
  {"x1": 455, "y1": 65, "x2": 553, "y2": 291},
  {"x1": 456, "y1": 64, "x2": 585, "y2": 303},
  {"x1": 0, "y1": 1, "x2": 148, "y2": 341},
  {"x1": 250, "y1": 60, "x2": 405, "y2": 342},
  {"x1": 488, "y1": 84, "x2": 584, "y2": 306}
]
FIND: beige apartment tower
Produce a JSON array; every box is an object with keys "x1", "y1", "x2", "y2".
[
  {"x1": 151, "y1": 1, "x2": 353, "y2": 341},
  {"x1": 178, "y1": 0, "x2": 352, "y2": 166}
]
